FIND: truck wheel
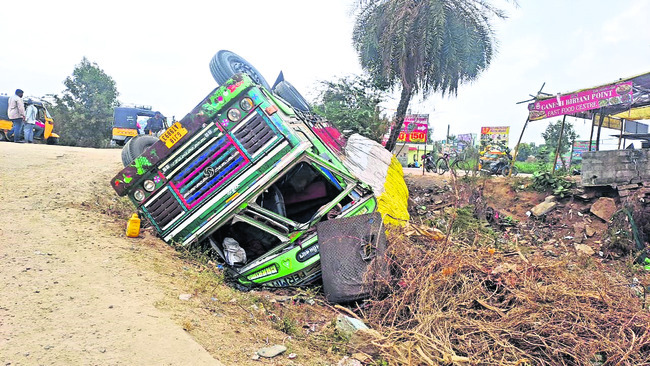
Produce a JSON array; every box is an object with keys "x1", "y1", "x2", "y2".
[
  {"x1": 46, "y1": 136, "x2": 59, "y2": 145},
  {"x1": 209, "y1": 50, "x2": 271, "y2": 91},
  {"x1": 122, "y1": 135, "x2": 158, "y2": 167},
  {"x1": 121, "y1": 144, "x2": 133, "y2": 167},
  {"x1": 273, "y1": 80, "x2": 310, "y2": 112}
]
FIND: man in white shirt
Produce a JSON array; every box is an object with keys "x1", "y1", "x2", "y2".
[
  {"x1": 24, "y1": 103, "x2": 38, "y2": 143},
  {"x1": 7, "y1": 89, "x2": 26, "y2": 143}
]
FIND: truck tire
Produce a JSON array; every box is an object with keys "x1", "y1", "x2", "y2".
[
  {"x1": 209, "y1": 50, "x2": 271, "y2": 91},
  {"x1": 273, "y1": 80, "x2": 310, "y2": 112},
  {"x1": 122, "y1": 135, "x2": 158, "y2": 167}
]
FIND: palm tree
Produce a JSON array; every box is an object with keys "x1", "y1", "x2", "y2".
[{"x1": 353, "y1": 0, "x2": 508, "y2": 152}]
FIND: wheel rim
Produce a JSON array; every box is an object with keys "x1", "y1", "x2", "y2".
[{"x1": 232, "y1": 61, "x2": 264, "y2": 85}]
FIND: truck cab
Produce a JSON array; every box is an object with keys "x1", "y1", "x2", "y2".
[
  {"x1": 111, "y1": 74, "x2": 377, "y2": 288},
  {"x1": 0, "y1": 96, "x2": 59, "y2": 144}
]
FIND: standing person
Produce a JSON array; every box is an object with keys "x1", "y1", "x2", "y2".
[
  {"x1": 144, "y1": 111, "x2": 164, "y2": 135},
  {"x1": 7, "y1": 89, "x2": 26, "y2": 143},
  {"x1": 23, "y1": 103, "x2": 38, "y2": 143}
]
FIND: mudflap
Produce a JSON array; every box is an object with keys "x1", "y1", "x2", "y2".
[{"x1": 317, "y1": 212, "x2": 390, "y2": 303}]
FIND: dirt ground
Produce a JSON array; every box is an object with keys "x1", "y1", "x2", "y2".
[
  {"x1": 0, "y1": 143, "x2": 339, "y2": 366},
  {"x1": 1, "y1": 144, "x2": 643, "y2": 366}
]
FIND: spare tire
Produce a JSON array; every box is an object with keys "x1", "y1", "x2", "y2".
[
  {"x1": 209, "y1": 50, "x2": 271, "y2": 91},
  {"x1": 122, "y1": 135, "x2": 158, "y2": 167},
  {"x1": 273, "y1": 80, "x2": 310, "y2": 112}
]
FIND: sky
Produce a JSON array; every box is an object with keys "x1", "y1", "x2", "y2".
[{"x1": 2, "y1": 0, "x2": 649, "y2": 149}]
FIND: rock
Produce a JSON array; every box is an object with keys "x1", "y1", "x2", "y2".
[
  {"x1": 585, "y1": 225, "x2": 596, "y2": 237},
  {"x1": 573, "y1": 223, "x2": 585, "y2": 243},
  {"x1": 575, "y1": 244, "x2": 595, "y2": 256},
  {"x1": 531, "y1": 200, "x2": 557, "y2": 217},
  {"x1": 618, "y1": 190, "x2": 632, "y2": 197},
  {"x1": 590, "y1": 197, "x2": 617, "y2": 222},
  {"x1": 287, "y1": 353, "x2": 297, "y2": 359},
  {"x1": 352, "y1": 353, "x2": 372, "y2": 363},
  {"x1": 336, "y1": 315, "x2": 369, "y2": 338},
  {"x1": 257, "y1": 345, "x2": 287, "y2": 358},
  {"x1": 274, "y1": 295, "x2": 292, "y2": 303},
  {"x1": 349, "y1": 328, "x2": 383, "y2": 356},
  {"x1": 338, "y1": 356, "x2": 363, "y2": 366},
  {"x1": 178, "y1": 294, "x2": 192, "y2": 301},
  {"x1": 544, "y1": 195, "x2": 557, "y2": 203},
  {"x1": 618, "y1": 183, "x2": 640, "y2": 190}
]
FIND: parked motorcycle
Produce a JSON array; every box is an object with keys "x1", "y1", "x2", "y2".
[
  {"x1": 421, "y1": 152, "x2": 436, "y2": 173},
  {"x1": 479, "y1": 151, "x2": 518, "y2": 176}
]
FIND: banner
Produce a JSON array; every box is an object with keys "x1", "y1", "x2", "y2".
[
  {"x1": 456, "y1": 133, "x2": 474, "y2": 151},
  {"x1": 396, "y1": 114, "x2": 429, "y2": 144},
  {"x1": 528, "y1": 82, "x2": 633, "y2": 121},
  {"x1": 570, "y1": 140, "x2": 596, "y2": 163},
  {"x1": 480, "y1": 126, "x2": 510, "y2": 145}
]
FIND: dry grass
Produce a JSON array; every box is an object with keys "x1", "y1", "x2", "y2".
[{"x1": 363, "y1": 226, "x2": 650, "y2": 366}]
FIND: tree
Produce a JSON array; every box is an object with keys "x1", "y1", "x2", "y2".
[
  {"x1": 427, "y1": 127, "x2": 435, "y2": 144},
  {"x1": 516, "y1": 142, "x2": 534, "y2": 161},
  {"x1": 353, "y1": 0, "x2": 507, "y2": 152},
  {"x1": 312, "y1": 75, "x2": 389, "y2": 143},
  {"x1": 542, "y1": 120, "x2": 577, "y2": 165},
  {"x1": 50, "y1": 57, "x2": 119, "y2": 147}
]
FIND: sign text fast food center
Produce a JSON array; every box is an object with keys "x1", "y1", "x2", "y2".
[{"x1": 528, "y1": 82, "x2": 633, "y2": 120}]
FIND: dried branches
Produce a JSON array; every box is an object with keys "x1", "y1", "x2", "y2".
[{"x1": 365, "y1": 227, "x2": 650, "y2": 365}]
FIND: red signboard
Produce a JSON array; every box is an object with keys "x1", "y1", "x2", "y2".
[{"x1": 398, "y1": 114, "x2": 429, "y2": 144}]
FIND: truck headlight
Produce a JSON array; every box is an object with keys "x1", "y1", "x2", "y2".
[
  {"x1": 143, "y1": 179, "x2": 156, "y2": 192},
  {"x1": 227, "y1": 108, "x2": 241, "y2": 122},
  {"x1": 239, "y1": 98, "x2": 254, "y2": 111},
  {"x1": 133, "y1": 189, "x2": 145, "y2": 202}
]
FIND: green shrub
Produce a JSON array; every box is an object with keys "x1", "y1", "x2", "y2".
[{"x1": 531, "y1": 171, "x2": 574, "y2": 197}]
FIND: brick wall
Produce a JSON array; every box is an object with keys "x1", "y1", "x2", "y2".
[{"x1": 581, "y1": 149, "x2": 649, "y2": 187}]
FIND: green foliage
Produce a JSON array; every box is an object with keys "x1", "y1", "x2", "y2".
[
  {"x1": 515, "y1": 142, "x2": 535, "y2": 161},
  {"x1": 273, "y1": 312, "x2": 300, "y2": 336},
  {"x1": 455, "y1": 145, "x2": 480, "y2": 175},
  {"x1": 534, "y1": 145, "x2": 552, "y2": 170},
  {"x1": 312, "y1": 75, "x2": 389, "y2": 143},
  {"x1": 447, "y1": 205, "x2": 497, "y2": 245},
  {"x1": 49, "y1": 57, "x2": 119, "y2": 147},
  {"x1": 542, "y1": 120, "x2": 577, "y2": 163},
  {"x1": 352, "y1": 0, "x2": 506, "y2": 151},
  {"x1": 531, "y1": 171, "x2": 574, "y2": 197},
  {"x1": 514, "y1": 161, "x2": 550, "y2": 174}
]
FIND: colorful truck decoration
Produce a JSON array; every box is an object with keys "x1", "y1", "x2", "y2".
[{"x1": 111, "y1": 73, "x2": 378, "y2": 288}]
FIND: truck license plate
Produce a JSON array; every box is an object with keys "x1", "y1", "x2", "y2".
[
  {"x1": 112, "y1": 128, "x2": 138, "y2": 137},
  {"x1": 160, "y1": 122, "x2": 188, "y2": 148}
]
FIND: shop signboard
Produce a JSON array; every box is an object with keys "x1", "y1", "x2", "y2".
[
  {"x1": 396, "y1": 114, "x2": 429, "y2": 144},
  {"x1": 528, "y1": 82, "x2": 633, "y2": 121},
  {"x1": 480, "y1": 126, "x2": 509, "y2": 145}
]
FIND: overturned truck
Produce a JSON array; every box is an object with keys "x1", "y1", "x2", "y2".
[{"x1": 110, "y1": 72, "x2": 404, "y2": 298}]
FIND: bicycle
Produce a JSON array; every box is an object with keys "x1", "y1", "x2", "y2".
[{"x1": 435, "y1": 151, "x2": 467, "y2": 175}]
